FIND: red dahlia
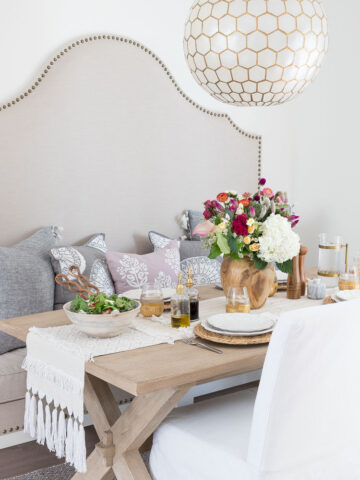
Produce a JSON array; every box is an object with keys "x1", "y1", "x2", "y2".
[{"x1": 232, "y1": 214, "x2": 248, "y2": 236}]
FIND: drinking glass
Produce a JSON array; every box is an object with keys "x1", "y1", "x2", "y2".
[
  {"x1": 226, "y1": 286, "x2": 250, "y2": 313},
  {"x1": 140, "y1": 284, "x2": 164, "y2": 317},
  {"x1": 338, "y1": 266, "x2": 360, "y2": 290},
  {"x1": 318, "y1": 233, "x2": 346, "y2": 287},
  {"x1": 354, "y1": 253, "x2": 360, "y2": 278}
]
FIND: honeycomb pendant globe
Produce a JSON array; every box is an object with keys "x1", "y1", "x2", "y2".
[{"x1": 184, "y1": 0, "x2": 328, "y2": 106}]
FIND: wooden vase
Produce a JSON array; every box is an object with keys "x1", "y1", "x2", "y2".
[{"x1": 220, "y1": 257, "x2": 275, "y2": 309}]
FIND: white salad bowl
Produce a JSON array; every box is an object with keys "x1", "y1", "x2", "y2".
[{"x1": 63, "y1": 300, "x2": 140, "y2": 338}]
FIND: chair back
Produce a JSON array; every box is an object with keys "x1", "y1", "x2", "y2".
[{"x1": 247, "y1": 300, "x2": 360, "y2": 479}]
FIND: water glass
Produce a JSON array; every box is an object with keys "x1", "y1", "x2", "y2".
[
  {"x1": 140, "y1": 284, "x2": 164, "y2": 317},
  {"x1": 338, "y1": 267, "x2": 360, "y2": 290},
  {"x1": 226, "y1": 286, "x2": 250, "y2": 313}
]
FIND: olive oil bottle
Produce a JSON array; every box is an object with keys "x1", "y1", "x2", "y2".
[{"x1": 171, "y1": 272, "x2": 190, "y2": 328}]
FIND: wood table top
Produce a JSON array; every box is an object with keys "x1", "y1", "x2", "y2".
[{"x1": 0, "y1": 285, "x2": 267, "y2": 396}]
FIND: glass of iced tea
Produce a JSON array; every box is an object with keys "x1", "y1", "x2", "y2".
[
  {"x1": 140, "y1": 284, "x2": 164, "y2": 317},
  {"x1": 226, "y1": 286, "x2": 250, "y2": 313}
]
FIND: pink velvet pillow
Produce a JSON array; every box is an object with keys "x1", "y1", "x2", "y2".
[{"x1": 106, "y1": 240, "x2": 180, "y2": 294}]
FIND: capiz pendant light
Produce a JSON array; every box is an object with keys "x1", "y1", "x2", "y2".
[{"x1": 184, "y1": 0, "x2": 328, "y2": 106}]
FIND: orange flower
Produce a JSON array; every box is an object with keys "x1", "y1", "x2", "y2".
[
  {"x1": 244, "y1": 236, "x2": 251, "y2": 245},
  {"x1": 239, "y1": 198, "x2": 250, "y2": 207},
  {"x1": 250, "y1": 244, "x2": 260, "y2": 251},
  {"x1": 248, "y1": 225, "x2": 255, "y2": 234},
  {"x1": 217, "y1": 192, "x2": 228, "y2": 202}
]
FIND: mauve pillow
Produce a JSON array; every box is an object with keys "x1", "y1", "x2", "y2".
[{"x1": 106, "y1": 240, "x2": 180, "y2": 294}]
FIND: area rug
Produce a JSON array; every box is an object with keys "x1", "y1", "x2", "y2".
[
  {"x1": 6, "y1": 451, "x2": 150, "y2": 480},
  {"x1": 6, "y1": 463, "x2": 75, "y2": 480}
]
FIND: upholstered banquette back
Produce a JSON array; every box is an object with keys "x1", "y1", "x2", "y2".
[{"x1": 0, "y1": 35, "x2": 261, "y2": 252}]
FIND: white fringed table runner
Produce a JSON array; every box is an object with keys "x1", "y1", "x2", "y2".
[
  {"x1": 22, "y1": 315, "x2": 194, "y2": 472},
  {"x1": 22, "y1": 292, "x2": 330, "y2": 472}
]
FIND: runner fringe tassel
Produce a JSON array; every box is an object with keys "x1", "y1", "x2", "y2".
[{"x1": 24, "y1": 390, "x2": 87, "y2": 473}]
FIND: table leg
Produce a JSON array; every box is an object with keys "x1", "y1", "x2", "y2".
[
  {"x1": 111, "y1": 386, "x2": 190, "y2": 480},
  {"x1": 84, "y1": 374, "x2": 121, "y2": 437},
  {"x1": 72, "y1": 379, "x2": 189, "y2": 480},
  {"x1": 72, "y1": 374, "x2": 121, "y2": 480}
]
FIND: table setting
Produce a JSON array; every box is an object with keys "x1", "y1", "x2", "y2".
[{"x1": 17, "y1": 182, "x2": 360, "y2": 477}]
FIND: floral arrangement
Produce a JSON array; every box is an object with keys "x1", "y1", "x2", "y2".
[{"x1": 193, "y1": 178, "x2": 300, "y2": 273}]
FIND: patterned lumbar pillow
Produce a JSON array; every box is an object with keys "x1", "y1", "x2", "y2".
[
  {"x1": 180, "y1": 257, "x2": 221, "y2": 286},
  {"x1": 148, "y1": 231, "x2": 209, "y2": 260},
  {"x1": 106, "y1": 240, "x2": 180, "y2": 294},
  {"x1": 148, "y1": 231, "x2": 221, "y2": 286},
  {"x1": 50, "y1": 233, "x2": 115, "y2": 308}
]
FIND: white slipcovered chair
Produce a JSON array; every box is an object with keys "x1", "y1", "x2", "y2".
[{"x1": 150, "y1": 300, "x2": 360, "y2": 480}]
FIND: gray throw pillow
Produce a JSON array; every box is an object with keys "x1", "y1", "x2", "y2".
[
  {"x1": 0, "y1": 332, "x2": 24, "y2": 355},
  {"x1": 148, "y1": 231, "x2": 210, "y2": 260},
  {"x1": 186, "y1": 210, "x2": 204, "y2": 240},
  {"x1": 50, "y1": 233, "x2": 115, "y2": 309},
  {"x1": 0, "y1": 226, "x2": 60, "y2": 353}
]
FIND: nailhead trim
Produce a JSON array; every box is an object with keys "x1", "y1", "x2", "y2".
[
  {"x1": 0, "y1": 34, "x2": 262, "y2": 177},
  {"x1": 1, "y1": 425, "x2": 23, "y2": 435}
]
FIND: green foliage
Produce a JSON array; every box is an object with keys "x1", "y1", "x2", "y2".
[
  {"x1": 209, "y1": 243, "x2": 221, "y2": 259},
  {"x1": 276, "y1": 260, "x2": 293, "y2": 274},
  {"x1": 216, "y1": 233, "x2": 230, "y2": 255},
  {"x1": 251, "y1": 202, "x2": 262, "y2": 217},
  {"x1": 253, "y1": 255, "x2": 268, "y2": 270},
  {"x1": 224, "y1": 208, "x2": 234, "y2": 220},
  {"x1": 227, "y1": 229, "x2": 239, "y2": 255}
]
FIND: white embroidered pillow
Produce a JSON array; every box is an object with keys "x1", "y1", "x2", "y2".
[
  {"x1": 105, "y1": 240, "x2": 180, "y2": 294},
  {"x1": 50, "y1": 233, "x2": 115, "y2": 308}
]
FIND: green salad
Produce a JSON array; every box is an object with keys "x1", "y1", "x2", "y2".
[{"x1": 71, "y1": 292, "x2": 136, "y2": 315}]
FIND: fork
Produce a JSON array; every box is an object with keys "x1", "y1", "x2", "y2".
[{"x1": 182, "y1": 338, "x2": 223, "y2": 354}]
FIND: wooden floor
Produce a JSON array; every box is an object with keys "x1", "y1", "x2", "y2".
[{"x1": 0, "y1": 426, "x2": 98, "y2": 479}]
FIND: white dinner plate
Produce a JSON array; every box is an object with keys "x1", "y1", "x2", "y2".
[
  {"x1": 336, "y1": 290, "x2": 360, "y2": 302},
  {"x1": 122, "y1": 287, "x2": 175, "y2": 301},
  {"x1": 201, "y1": 319, "x2": 274, "y2": 337},
  {"x1": 207, "y1": 312, "x2": 275, "y2": 333}
]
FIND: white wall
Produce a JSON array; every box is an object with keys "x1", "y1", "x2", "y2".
[{"x1": 0, "y1": 0, "x2": 357, "y2": 265}]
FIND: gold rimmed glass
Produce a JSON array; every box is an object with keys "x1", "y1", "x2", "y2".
[
  {"x1": 140, "y1": 284, "x2": 164, "y2": 317},
  {"x1": 339, "y1": 267, "x2": 360, "y2": 291},
  {"x1": 226, "y1": 286, "x2": 250, "y2": 313}
]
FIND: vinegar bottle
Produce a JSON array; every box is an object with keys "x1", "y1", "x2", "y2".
[{"x1": 186, "y1": 266, "x2": 199, "y2": 321}]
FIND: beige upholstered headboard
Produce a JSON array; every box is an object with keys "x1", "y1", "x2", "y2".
[{"x1": 0, "y1": 34, "x2": 261, "y2": 252}]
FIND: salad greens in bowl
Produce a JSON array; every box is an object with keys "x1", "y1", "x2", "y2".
[
  {"x1": 63, "y1": 292, "x2": 140, "y2": 338},
  {"x1": 71, "y1": 292, "x2": 136, "y2": 315}
]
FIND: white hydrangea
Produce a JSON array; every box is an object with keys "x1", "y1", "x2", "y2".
[{"x1": 258, "y1": 214, "x2": 300, "y2": 264}]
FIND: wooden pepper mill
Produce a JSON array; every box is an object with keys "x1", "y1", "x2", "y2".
[
  {"x1": 299, "y1": 246, "x2": 308, "y2": 296},
  {"x1": 287, "y1": 254, "x2": 301, "y2": 299}
]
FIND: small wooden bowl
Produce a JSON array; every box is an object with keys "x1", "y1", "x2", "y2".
[{"x1": 63, "y1": 301, "x2": 140, "y2": 338}]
